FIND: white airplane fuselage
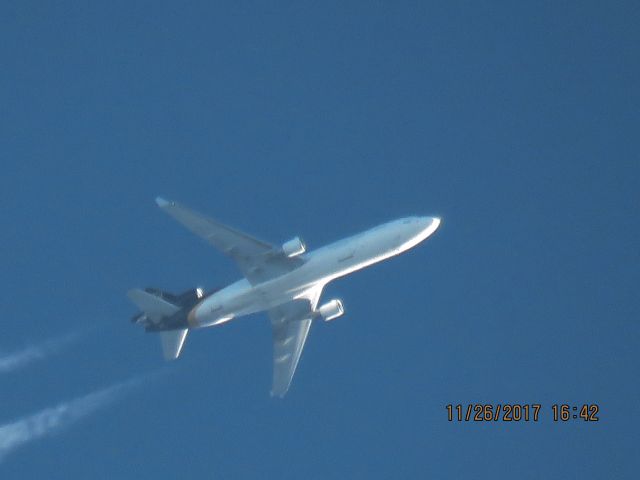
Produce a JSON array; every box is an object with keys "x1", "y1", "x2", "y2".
[{"x1": 188, "y1": 216, "x2": 441, "y2": 328}]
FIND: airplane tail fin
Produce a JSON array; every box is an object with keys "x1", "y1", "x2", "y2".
[
  {"x1": 127, "y1": 288, "x2": 188, "y2": 360},
  {"x1": 127, "y1": 288, "x2": 181, "y2": 321}
]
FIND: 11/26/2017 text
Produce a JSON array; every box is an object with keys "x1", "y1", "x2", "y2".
[{"x1": 446, "y1": 404, "x2": 600, "y2": 422}]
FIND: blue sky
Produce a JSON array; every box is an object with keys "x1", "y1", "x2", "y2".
[{"x1": 1, "y1": 1, "x2": 638, "y2": 478}]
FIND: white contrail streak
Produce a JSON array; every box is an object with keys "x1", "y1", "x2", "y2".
[
  {"x1": 0, "y1": 333, "x2": 80, "y2": 374},
  {"x1": 0, "y1": 377, "x2": 142, "y2": 462}
]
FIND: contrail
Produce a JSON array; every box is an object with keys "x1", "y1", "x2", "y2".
[
  {"x1": 0, "y1": 377, "x2": 143, "y2": 462},
  {"x1": 0, "y1": 333, "x2": 80, "y2": 374}
]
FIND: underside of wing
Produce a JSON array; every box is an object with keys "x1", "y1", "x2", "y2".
[
  {"x1": 271, "y1": 317, "x2": 312, "y2": 398},
  {"x1": 268, "y1": 286, "x2": 324, "y2": 397},
  {"x1": 155, "y1": 197, "x2": 304, "y2": 284}
]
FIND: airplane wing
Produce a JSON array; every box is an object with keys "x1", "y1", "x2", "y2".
[
  {"x1": 155, "y1": 197, "x2": 304, "y2": 284},
  {"x1": 268, "y1": 285, "x2": 324, "y2": 397}
]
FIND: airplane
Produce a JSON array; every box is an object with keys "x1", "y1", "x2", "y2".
[{"x1": 128, "y1": 197, "x2": 441, "y2": 397}]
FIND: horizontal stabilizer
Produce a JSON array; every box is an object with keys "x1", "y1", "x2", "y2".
[
  {"x1": 160, "y1": 329, "x2": 188, "y2": 360},
  {"x1": 127, "y1": 288, "x2": 180, "y2": 323}
]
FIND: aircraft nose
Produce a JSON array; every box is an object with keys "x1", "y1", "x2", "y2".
[{"x1": 420, "y1": 216, "x2": 441, "y2": 237}]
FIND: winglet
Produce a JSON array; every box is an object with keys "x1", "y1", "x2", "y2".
[{"x1": 155, "y1": 196, "x2": 171, "y2": 208}]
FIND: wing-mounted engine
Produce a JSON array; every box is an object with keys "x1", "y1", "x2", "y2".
[
  {"x1": 316, "y1": 299, "x2": 344, "y2": 322},
  {"x1": 282, "y1": 236, "x2": 306, "y2": 257}
]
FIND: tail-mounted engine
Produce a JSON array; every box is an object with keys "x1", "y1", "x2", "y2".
[
  {"x1": 130, "y1": 287, "x2": 207, "y2": 328},
  {"x1": 141, "y1": 287, "x2": 204, "y2": 306}
]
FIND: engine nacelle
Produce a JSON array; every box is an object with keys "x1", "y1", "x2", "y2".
[
  {"x1": 317, "y1": 299, "x2": 344, "y2": 322},
  {"x1": 282, "y1": 236, "x2": 306, "y2": 257}
]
